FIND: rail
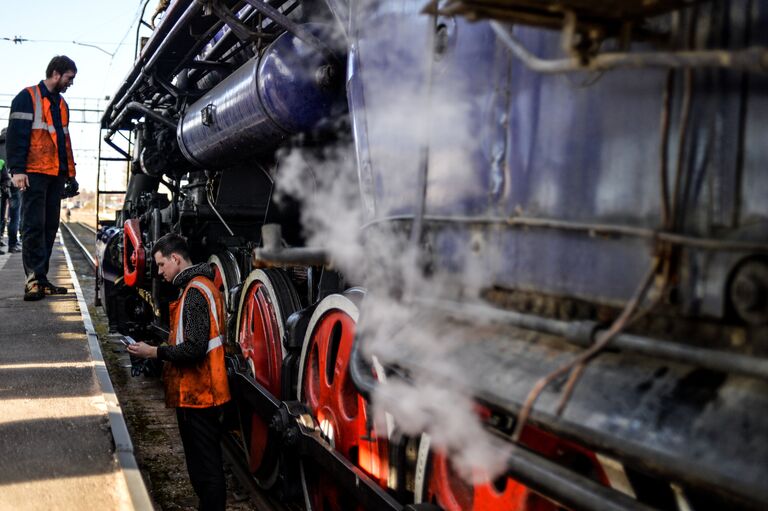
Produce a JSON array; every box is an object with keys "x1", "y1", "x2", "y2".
[{"x1": 60, "y1": 222, "x2": 96, "y2": 269}]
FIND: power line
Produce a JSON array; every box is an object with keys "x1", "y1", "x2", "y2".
[{"x1": 1, "y1": 35, "x2": 127, "y2": 56}]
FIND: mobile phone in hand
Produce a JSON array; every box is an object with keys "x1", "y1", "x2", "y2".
[{"x1": 122, "y1": 336, "x2": 137, "y2": 346}]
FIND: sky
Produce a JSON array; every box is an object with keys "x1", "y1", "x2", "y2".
[{"x1": 0, "y1": 0, "x2": 156, "y2": 192}]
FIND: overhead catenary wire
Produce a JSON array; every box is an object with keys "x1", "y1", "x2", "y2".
[{"x1": 1, "y1": 35, "x2": 126, "y2": 56}]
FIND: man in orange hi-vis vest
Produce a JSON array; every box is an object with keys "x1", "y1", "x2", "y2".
[
  {"x1": 6, "y1": 55, "x2": 79, "y2": 301},
  {"x1": 129, "y1": 233, "x2": 230, "y2": 511}
]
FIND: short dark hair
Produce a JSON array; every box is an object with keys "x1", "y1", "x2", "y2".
[
  {"x1": 151, "y1": 233, "x2": 191, "y2": 261},
  {"x1": 46, "y1": 55, "x2": 77, "y2": 78}
]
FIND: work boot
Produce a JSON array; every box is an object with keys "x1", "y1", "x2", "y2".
[
  {"x1": 40, "y1": 281, "x2": 68, "y2": 295},
  {"x1": 24, "y1": 277, "x2": 45, "y2": 301}
]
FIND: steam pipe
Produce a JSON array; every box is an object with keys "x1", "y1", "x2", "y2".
[
  {"x1": 490, "y1": 21, "x2": 768, "y2": 74},
  {"x1": 418, "y1": 299, "x2": 768, "y2": 381},
  {"x1": 251, "y1": 224, "x2": 330, "y2": 267},
  {"x1": 110, "y1": 102, "x2": 178, "y2": 132},
  {"x1": 252, "y1": 248, "x2": 330, "y2": 267}
]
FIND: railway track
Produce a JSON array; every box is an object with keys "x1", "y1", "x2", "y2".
[
  {"x1": 60, "y1": 221, "x2": 288, "y2": 511},
  {"x1": 60, "y1": 221, "x2": 96, "y2": 268}
]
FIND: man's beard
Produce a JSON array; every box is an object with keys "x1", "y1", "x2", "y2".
[{"x1": 54, "y1": 81, "x2": 68, "y2": 93}]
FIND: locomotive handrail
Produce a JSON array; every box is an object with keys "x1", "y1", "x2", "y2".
[{"x1": 491, "y1": 21, "x2": 768, "y2": 74}]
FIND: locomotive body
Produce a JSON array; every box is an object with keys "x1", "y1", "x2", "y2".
[{"x1": 98, "y1": 1, "x2": 768, "y2": 510}]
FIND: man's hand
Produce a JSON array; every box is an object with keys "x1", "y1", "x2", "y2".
[
  {"x1": 127, "y1": 341, "x2": 158, "y2": 359},
  {"x1": 11, "y1": 173, "x2": 29, "y2": 191}
]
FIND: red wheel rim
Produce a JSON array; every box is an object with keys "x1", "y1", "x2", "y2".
[
  {"x1": 301, "y1": 306, "x2": 389, "y2": 511},
  {"x1": 239, "y1": 280, "x2": 284, "y2": 473},
  {"x1": 211, "y1": 263, "x2": 225, "y2": 296},
  {"x1": 425, "y1": 426, "x2": 609, "y2": 510}
]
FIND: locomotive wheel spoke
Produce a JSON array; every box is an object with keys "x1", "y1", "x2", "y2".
[
  {"x1": 297, "y1": 294, "x2": 389, "y2": 511},
  {"x1": 234, "y1": 269, "x2": 299, "y2": 487}
]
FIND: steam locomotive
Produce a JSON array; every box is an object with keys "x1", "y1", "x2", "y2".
[{"x1": 97, "y1": 1, "x2": 768, "y2": 510}]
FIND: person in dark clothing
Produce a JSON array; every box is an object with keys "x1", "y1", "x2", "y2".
[
  {"x1": 7, "y1": 55, "x2": 79, "y2": 300},
  {"x1": 6, "y1": 184, "x2": 22, "y2": 252},
  {"x1": 129, "y1": 233, "x2": 230, "y2": 511},
  {"x1": 0, "y1": 156, "x2": 8, "y2": 255},
  {"x1": 0, "y1": 128, "x2": 21, "y2": 253}
]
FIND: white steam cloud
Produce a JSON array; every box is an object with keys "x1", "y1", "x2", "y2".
[{"x1": 274, "y1": 2, "x2": 511, "y2": 487}]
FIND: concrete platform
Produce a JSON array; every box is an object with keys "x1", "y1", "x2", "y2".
[{"x1": 0, "y1": 236, "x2": 149, "y2": 510}]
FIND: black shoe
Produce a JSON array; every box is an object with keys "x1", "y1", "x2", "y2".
[
  {"x1": 24, "y1": 279, "x2": 45, "y2": 301},
  {"x1": 8, "y1": 245, "x2": 21, "y2": 253},
  {"x1": 40, "y1": 281, "x2": 68, "y2": 295},
  {"x1": 0, "y1": 249, "x2": 5, "y2": 255},
  {"x1": 0, "y1": 240, "x2": 5, "y2": 247}
]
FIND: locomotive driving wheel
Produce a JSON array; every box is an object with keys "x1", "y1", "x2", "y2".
[
  {"x1": 208, "y1": 251, "x2": 241, "y2": 311},
  {"x1": 297, "y1": 293, "x2": 390, "y2": 511},
  {"x1": 235, "y1": 269, "x2": 300, "y2": 487},
  {"x1": 415, "y1": 425, "x2": 610, "y2": 510}
]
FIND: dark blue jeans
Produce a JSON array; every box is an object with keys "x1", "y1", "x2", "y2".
[
  {"x1": 7, "y1": 186, "x2": 21, "y2": 245},
  {"x1": 21, "y1": 173, "x2": 65, "y2": 281}
]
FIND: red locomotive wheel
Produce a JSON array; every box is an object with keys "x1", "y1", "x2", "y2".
[
  {"x1": 297, "y1": 294, "x2": 389, "y2": 511},
  {"x1": 235, "y1": 269, "x2": 300, "y2": 487},
  {"x1": 208, "y1": 251, "x2": 241, "y2": 310},
  {"x1": 418, "y1": 426, "x2": 610, "y2": 511}
]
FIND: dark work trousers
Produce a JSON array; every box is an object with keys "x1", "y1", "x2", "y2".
[
  {"x1": 7, "y1": 186, "x2": 21, "y2": 245},
  {"x1": 21, "y1": 173, "x2": 65, "y2": 281},
  {"x1": 176, "y1": 406, "x2": 227, "y2": 511}
]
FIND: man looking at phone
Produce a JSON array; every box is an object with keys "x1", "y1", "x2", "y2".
[{"x1": 128, "y1": 233, "x2": 230, "y2": 511}]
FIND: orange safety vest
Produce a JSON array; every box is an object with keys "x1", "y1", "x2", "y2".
[
  {"x1": 24, "y1": 85, "x2": 76, "y2": 177},
  {"x1": 163, "y1": 275, "x2": 231, "y2": 408}
]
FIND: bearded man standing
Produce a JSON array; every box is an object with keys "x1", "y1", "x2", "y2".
[{"x1": 6, "y1": 55, "x2": 79, "y2": 301}]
